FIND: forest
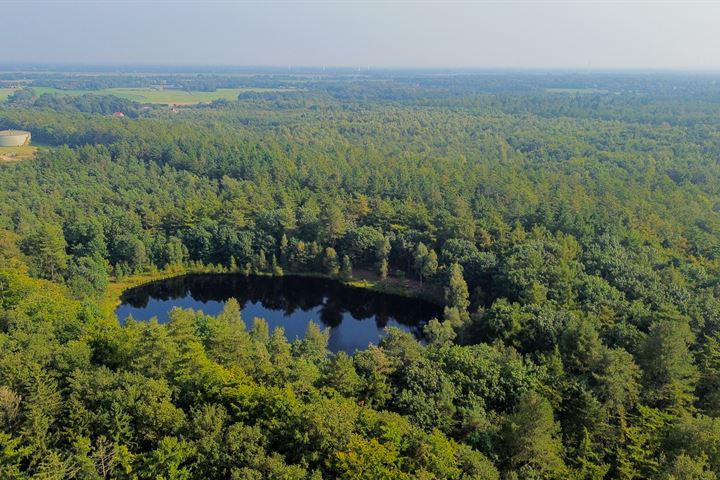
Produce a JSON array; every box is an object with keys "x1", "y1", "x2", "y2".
[{"x1": 1, "y1": 72, "x2": 720, "y2": 479}]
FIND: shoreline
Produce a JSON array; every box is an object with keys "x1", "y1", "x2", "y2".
[{"x1": 102, "y1": 267, "x2": 445, "y2": 320}]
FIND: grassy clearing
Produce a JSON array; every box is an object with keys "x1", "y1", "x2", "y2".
[
  {"x1": 29, "y1": 87, "x2": 89, "y2": 97},
  {"x1": 0, "y1": 145, "x2": 39, "y2": 163},
  {"x1": 546, "y1": 87, "x2": 609, "y2": 94},
  {"x1": 106, "y1": 87, "x2": 292, "y2": 104},
  {"x1": 99, "y1": 267, "x2": 189, "y2": 318},
  {"x1": 343, "y1": 268, "x2": 444, "y2": 305},
  {"x1": 0, "y1": 88, "x2": 18, "y2": 100},
  {"x1": 26, "y1": 86, "x2": 293, "y2": 105}
]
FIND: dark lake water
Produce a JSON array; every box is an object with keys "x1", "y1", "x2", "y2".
[{"x1": 115, "y1": 274, "x2": 442, "y2": 353}]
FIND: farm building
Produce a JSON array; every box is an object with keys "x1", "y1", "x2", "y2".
[{"x1": 0, "y1": 130, "x2": 31, "y2": 147}]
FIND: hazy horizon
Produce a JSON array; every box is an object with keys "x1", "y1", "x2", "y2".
[
  {"x1": 2, "y1": 1, "x2": 720, "y2": 70},
  {"x1": 4, "y1": 64, "x2": 720, "y2": 75}
]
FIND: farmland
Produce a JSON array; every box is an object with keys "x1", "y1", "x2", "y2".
[
  {"x1": 103, "y1": 87, "x2": 293, "y2": 104},
  {"x1": 8, "y1": 86, "x2": 293, "y2": 105},
  {"x1": 0, "y1": 88, "x2": 18, "y2": 101}
]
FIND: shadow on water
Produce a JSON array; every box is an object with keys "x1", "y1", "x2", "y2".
[{"x1": 116, "y1": 274, "x2": 442, "y2": 353}]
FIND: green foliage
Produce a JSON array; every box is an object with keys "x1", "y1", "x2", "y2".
[
  {"x1": 66, "y1": 255, "x2": 109, "y2": 298},
  {"x1": 4, "y1": 73, "x2": 720, "y2": 478},
  {"x1": 698, "y1": 333, "x2": 720, "y2": 416},
  {"x1": 503, "y1": 391, "x2": 567, "y2": 479},
  {"x1": 297, "y1": 321, "x2": 330, "y2": 363},
  {"x1": 334, "y1": 435, "x2": 409, "y2": 480},
  {"x1": 19, "y1": 223, "x2": 69, "y2": 281},
  {"x1": 445, "y1": 263, "x2": 470, "y2": 322},
  {"x1": 323, "y1": 352, "x2": 361, "y2": 397},
  {"x1": 341, "y1": 255, "x2": 352, "y2": 280},
  {"x1": 640, "y1": 307, "x2": 699, "y2": 412},
  {"x1": 661, "y1": 454, "x2": 717, "y2": 480},
  {"x1": 423, "y1": 318, "x2": 457, "y2": 346},
  {"x1": 322, "y1": 247, "x2": 340, "y2": 275}
]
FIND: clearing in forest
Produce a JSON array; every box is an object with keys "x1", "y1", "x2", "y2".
[
  {"x1": 0, "y1": 145, "x2": 39, "y2": 163},
  {"x1": 0, "y1": 88, "x2": 18, "y2": 100},
  {"x1": 23, "y1": 86, "x2": 293, "y2": 105}
]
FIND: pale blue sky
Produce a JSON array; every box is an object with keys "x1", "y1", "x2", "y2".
[{"x1": 2, "y1": 1, "x2": 719, "y2": 69}]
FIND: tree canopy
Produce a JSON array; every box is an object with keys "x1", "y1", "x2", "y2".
[{"x1": 1, "y1": 71, "x2": 720, "y2": 478}]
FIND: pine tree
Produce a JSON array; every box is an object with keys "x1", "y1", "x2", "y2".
[
  {"x1": 423, "y1": 249, "x2": 438, "y2": 282},
  {"x1": 376, "y1": 236, "x2": 391, "y2": 280},
  {"x1": 574, "y1": 428, "x2": 610, "y2": 480},
  {"x1": 280, "y1": 233, "x2": 290, "y2": 267},
  {"x1": 269, "y1": 327, "x2": 292, "y2": 382},
  {"x1": 323, "y1": 247, "x2": 340, "y2": 275},
  {"x1": 375, "y1": 237, "x2": 390, "y2": 280},
  {"x1": 697, "y1": 333, "x2": 720, "y2": 415},
  {"x1": 251, "y1": 317, "x2": 270, "y2": 344},
  {"x1": 20, "y1": 223, "x2": 69, "y2": 281},
  {"x1": 323, "y1": 352, "x2": 361, "y2": 397},
  {"x1": 423, "y1": 318, "x2": 456, "y2": 346},
  {"x1": 256, "y1": 250, "x2": 268, "y2": 273},
  {"x1": 414, "y1": 242, "x2": 429, "y2": 284},
  {"x1": 615, "y1": 406, "x2": 669, "y2": 480},
  {"x1": 445, "y1": 263, "x2": 470, "y2": 320},
  {"x1": 271, "y1": 254, "x2": 283, "y2": 276},
  {"x1": 379, "y1": 258, "x2": 389, "y2": 281},
  {"x1": 639, "y1": 306, "x2": 699, "y2": 412},
  {"x1": 300, "y1": 321, "x2": 330, "y2": 362},
  {"x1": 341, "y1": 255, "x2": 352, "y2": 280},
  {"x1": 504, "y1": 391, "x2": 566, "y2": 479}
]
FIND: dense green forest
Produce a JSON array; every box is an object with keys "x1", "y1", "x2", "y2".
[{"x1": 2, "y1": 72, "x2": 720, "y2": 478}]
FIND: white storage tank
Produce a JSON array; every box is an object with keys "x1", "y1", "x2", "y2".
[{"x1": 0, "y1": 130, "x2": 31, "y2": 147}]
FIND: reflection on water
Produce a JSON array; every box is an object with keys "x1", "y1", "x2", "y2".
[{"x1": 116, "y1": 274, "x2": 442, "y2": 353}]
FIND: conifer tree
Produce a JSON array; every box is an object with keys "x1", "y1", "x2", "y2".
[
  {"x1": 323, "y1": 247, "x2": 340, "y2": 275},
  {"x1": 640, "y1": 306, "x2": 699, "y2": 412},
  {"x1": 445, "y1": 263, "x2": 470, "y2": 320},
  {"x1": 504, "y1": 391, "x2": 566, "y2": 479},
  {"x1": 341, "y1": 255, "x2": 353, "y2": 280}
]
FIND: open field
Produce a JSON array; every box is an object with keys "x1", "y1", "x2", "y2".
[
  {"x1": 106, "y1": 87, "x2": 292, "y2": 104},
  {"x1": 29, "y1": 87, "x2": 89, "y2": 97},
  {"x1": 0, "y1": 145, "x2": 39, "y2": 162},
  {"x1": 23, "y1": 86, "x2": 293, "y2": 105},
  {"x1": 546, "y1": 87, "x2": 609, "y2": 94},
  {"x1": 0, "y1": 88, "x2": 18, "y2": 100}
]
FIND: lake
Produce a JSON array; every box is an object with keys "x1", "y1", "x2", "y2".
[{"x1": 115, "y1": 274, "x2": 443, "y2": 353}]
